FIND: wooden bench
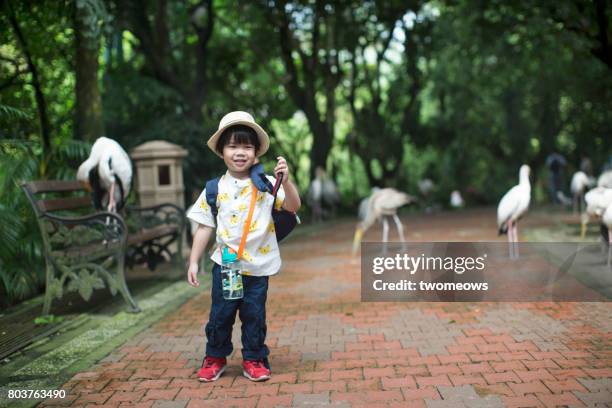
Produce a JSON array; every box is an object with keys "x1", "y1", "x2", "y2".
[{"x1": 21, "y1": 180, "x2": 185, "y2": 315}]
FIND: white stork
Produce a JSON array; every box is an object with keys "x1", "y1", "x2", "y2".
[
  {"x1": 352, "y1": 188, "x2": 416, "y2": 254},
  {"x1": 77, "y1": 137, "x2": 132, "y2": 212},
  {"x1": 597, "y1": 170, "x2": 612, "y2": 189},
  {"x1": 358, "y1": 187, "x2": 381, "y2": 222},
  {"x1": 307, "y1": 167, "x2": 340, "y2": 222},
  {"x1": 450, "y1": 190, "x2": 464, "y2": 208},
  {"x1": 570, "y1": 171, "x2": 595, "y2": 213},
  {"x1": 497, "y1": 164, "x2": 531, "y2": 259},
  {"x1": 581, "y1": 187, "x2": 612, "y2": 241}
]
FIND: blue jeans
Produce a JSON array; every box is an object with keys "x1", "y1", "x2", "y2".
[{"x1": 205, "y1": 263, "x2": 270, "y2": 365}]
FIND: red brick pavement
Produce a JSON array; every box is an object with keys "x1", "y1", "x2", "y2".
[{"x1": 40, "y1": 209, "x2": 611, "y2": 407}]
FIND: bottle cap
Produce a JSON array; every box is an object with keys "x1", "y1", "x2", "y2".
[{"x1": 222, "y1": 247, "x2": 238, "y2": 263}]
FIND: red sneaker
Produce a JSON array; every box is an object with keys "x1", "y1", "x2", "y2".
[
  {"x1": 242, "y1": 359, "x2": 271, "y2": 381},
  {"x1": 197, "y1": 356, "x2": 227, "y2": 382}
]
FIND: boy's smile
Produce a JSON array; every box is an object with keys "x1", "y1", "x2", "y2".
[{"x1": 223, "y1": 141, "x2": 256, "y2": 178}]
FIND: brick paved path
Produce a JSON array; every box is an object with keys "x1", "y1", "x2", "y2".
[{"x1": 41, "y1": 209, "x2": 611, "y2": 407}]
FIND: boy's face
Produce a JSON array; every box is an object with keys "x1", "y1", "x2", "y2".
[{"x1": 222, "y1": 136, "x2": 257, "y2": 176}]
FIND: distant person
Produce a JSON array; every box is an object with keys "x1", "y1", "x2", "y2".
[
  {"x1": 580, "y1": 156, "x2": 592, "y2": 175},
  {"x1": 418, "y1": 175, "x2": 436, "y2": 213},
  {"x1": 545, "y1": 152, "x2": 567, "y2": 204}
]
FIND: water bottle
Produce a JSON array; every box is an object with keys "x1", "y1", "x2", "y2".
[{"x1": 221, "y1": 247, "x2": 243, "y2": 300}]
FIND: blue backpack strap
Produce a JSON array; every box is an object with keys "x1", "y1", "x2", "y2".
[
  {"x1": 248, "y1": 164, "x2": 297, "y2": 241},
  {"x1": 250, "y1": 163, "x2": 274, "y2": 193},
  {"x1": 205, "y1": 177, "x2": 221, "y2": 220}
]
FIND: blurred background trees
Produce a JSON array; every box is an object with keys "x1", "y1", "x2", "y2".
[{"x1": 1, "y1": 0, "x2": 611, "y2": 306}]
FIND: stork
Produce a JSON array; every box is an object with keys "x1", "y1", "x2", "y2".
[
  {"x1": 581, "y1": 187, "x2": 612, "y2": 242},
  {"x1": 322, "y1": 171, "x2": 341, "y2": 215},
  {"x1": 352, "y1": 188, "x2": 416, "y2": 254},
  {"x1": 450, "y1": 190, "x2": 464, "y2": 209},
  {"x1": 570, "y1": 171, "x2": 595, "y2": 213},
  {"x1": 497, "y1": 164, "x2": 531, "y2": 259},
  {"x1": 418, "y1": 178, "x2": 435, "y2": 196},
  {"x1": 358, "y1": 187, "x2": 381, "y2": 222},
  {"x1": 597, "y1": 170, "x2": 612, "y2": 189},
  {"x1": 77, "y1": 137, "x2": 132, "y2": 212},
  {"x1": 307, "y1": 167, "x2": 340, "y2": 222}
]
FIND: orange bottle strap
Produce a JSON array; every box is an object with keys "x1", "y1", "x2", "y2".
[{"x1": 237, "y1": 183, "x2": 258, "y2": 260}]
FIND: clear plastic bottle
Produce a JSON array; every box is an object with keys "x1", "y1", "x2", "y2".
[{"x1": 221, "y1": 247, "x2": 243, "y2": 300}]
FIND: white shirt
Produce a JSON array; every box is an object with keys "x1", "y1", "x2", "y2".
[{"x1": 187, "y1": 171, "x2": 285, "y2": 277}]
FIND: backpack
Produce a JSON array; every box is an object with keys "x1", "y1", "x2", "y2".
[{"x1": 205, "y1": 163, "x2": 299, "y2": 242}]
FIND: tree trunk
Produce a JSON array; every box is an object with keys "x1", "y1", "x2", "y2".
[
  {"x1": 74, "y1": 0, "x2": 104, "y2": 141},
  {"x1": 306, "y1": 111, "x2": 334, "y2": 179},
  {"x1": 273, "y1": 3, "x2": 338, "y2": 180},
  {"x1": 531, "y1": 89, "x2": 562, "y2": 176}
]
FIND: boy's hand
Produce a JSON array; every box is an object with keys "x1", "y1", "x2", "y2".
[
  {"x1": 187, "y1": 262, "x2": 200, "y2": 287},
  {"x1": 274, "y1": 156, "x2": 290, "y2": 186}
]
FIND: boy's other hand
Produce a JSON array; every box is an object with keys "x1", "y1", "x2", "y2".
[
  {"x1": 274, "y1": 156, "x2": 290, "y2": 185},
  {"x1": 187, "y1": 262, "x2": 200, "y2": 287}
]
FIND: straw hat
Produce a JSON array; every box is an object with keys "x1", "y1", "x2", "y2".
[{"x1": 206, "y1": 111, "x2": 270, "y2": 158}]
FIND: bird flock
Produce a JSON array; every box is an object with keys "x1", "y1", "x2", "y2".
[
  {"x1": 345, "y1": 162, "x2": 612, "y2": 266},
  {"x1": 75, "y1": 138, "x2": 612, "y2": 266}
]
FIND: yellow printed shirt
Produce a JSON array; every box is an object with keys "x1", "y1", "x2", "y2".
[{"x1": 187, "y1": 171, "x2": 286, "y2": 277}]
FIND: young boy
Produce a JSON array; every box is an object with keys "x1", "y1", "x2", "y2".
[{"x1": 187, "y1": 111, "x2": 301, "y2": 382}]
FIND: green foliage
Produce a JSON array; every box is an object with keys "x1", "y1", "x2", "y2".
[
  {"x1": 423, "y1": 0, "x2": 612, "y2": 203},
  {"x1": 0, "y1": 138, "x2": 90, "y2": 308},
  {"x1": 1, "y1": 0, "x2": 76, "y2": 144},
  {"x1": 0, "y1": 104, "x2": 30, "y2": 122},
  {"x1": 34, "y1": 314, "x2": 64, "y2": 325},
  {"x1": 0, "y1": 139, "x2": 43, "y2": 307}
]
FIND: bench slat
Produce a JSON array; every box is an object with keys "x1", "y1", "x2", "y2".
[
  {"x1": 128, "y1": 225, "x2": 178, "y2": 245},
  {"x1": 38, "y1": 196, "x2": 92, "y2": 212},
  {"x1": 26, "y1": 180, "x2": 85, "y2": 194}
]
